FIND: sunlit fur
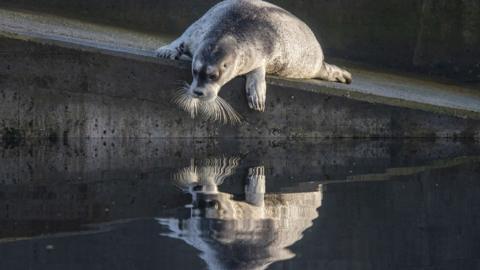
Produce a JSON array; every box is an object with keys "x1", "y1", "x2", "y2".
[{"x1": 172, "y1": 83, "x2": 242, "y2": 125}]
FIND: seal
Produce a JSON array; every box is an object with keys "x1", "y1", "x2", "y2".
[{"x1": 156, "y1": 0, "x2": 352, "y2": 123}]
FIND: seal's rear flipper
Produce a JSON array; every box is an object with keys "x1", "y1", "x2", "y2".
[{"x1": 316, "y1": 62, "x2": 352, "y2": 84}]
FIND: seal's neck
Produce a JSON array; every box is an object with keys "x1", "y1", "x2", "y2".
[{"x1": 227, "y1": 37, "x2": 267, "y2": 75}]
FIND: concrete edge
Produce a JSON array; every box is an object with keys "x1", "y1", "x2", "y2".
[
  {"x1": 269, "y1": 78, "x2": 480, "y2": 121},
  {"x1": 2, "y1": 29, "x2": 480, "y2": 121}
]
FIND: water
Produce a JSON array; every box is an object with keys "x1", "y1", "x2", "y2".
[{"x1": 0, "y1": 139, "x2": 479, "y2": 270}]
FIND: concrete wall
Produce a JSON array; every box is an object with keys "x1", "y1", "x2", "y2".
[
  {"x1": 1, "y1": 37, "x2": 479, "y2": 139},
  {"x1": 1, "y1": 0, "x2": 478, "y2": 82}
]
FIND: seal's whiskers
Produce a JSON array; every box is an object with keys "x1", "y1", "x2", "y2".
[
  {"x1": 172, "y1": 83, "x2": 241, "y2": 125},
  {"x1": 216, "y1": 97, "x2": 242, "y2": 124}
]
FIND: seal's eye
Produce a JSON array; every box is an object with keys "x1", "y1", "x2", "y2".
[
  {"x1": 208, "y1": 74, "x2": 219, "y2": 81},
  {"x1": 207, "y1": 200, "x2": 220, "y2": 210},
  {"x1": 223, "y1": 63, "x2": 228, "y2": 68}
]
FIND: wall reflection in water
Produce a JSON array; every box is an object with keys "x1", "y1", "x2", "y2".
[
  {"x1": 158, "y1": 157, "x2": 323, "y2": 270},
  {"x1": 0, "y1": 139, "x2": 479, "y2": 270}
]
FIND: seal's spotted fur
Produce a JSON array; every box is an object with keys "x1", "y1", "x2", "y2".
[{"x1": 157, "y1": 0, "x2": 352, "y2": 123}]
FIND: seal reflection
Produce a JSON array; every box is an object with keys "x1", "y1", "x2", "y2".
[{"x1": 158, "y1": 157, "x2": 323, "y2": 270}]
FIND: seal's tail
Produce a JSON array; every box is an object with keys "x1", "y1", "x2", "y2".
[{"x1": 316, "y1": 62, "x2": 352, "y2": 84}]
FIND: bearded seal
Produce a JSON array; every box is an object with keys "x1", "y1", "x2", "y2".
[{"x1": 156, "y1": 0, "x2": 352, "y2": 123}]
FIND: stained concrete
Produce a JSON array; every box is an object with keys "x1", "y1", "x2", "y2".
[
  {"x1": 0, "y1": 0, "x2": 478, "y2": 82},
  {"x1": 0, "y1": 8, "x2": 480, "y2": 139}
]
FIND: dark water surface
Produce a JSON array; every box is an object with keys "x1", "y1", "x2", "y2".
[{"x1": 0, "y1": 139, "x2": 479, "y2": 270}]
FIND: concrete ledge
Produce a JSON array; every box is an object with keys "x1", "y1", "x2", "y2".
[{"x1": 0, "y1": 9, "x2": 480, "y2": 139}]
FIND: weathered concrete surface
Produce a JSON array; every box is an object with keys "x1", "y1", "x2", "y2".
[
  {"x1": 0, "y1": 8, "x2": 480, "y2": 139},
  {"x1": 1, "y1": 35, "x2": 480, "y2": 139},
  {"x1": 0, "y1": 0, "x2": 478, "y2": 82}
]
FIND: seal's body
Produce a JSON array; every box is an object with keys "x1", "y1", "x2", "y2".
[{"x1": 157, "y1": 0, "x2": 351, "y2": 121}]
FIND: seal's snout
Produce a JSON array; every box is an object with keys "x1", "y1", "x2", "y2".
[
  {"x1": 173, "y1": 81, "x2": 242, "y2": 124},
  {"x1": 193, "y1": 90, "x2": 204, "y2": 97},
  {"x1": 189, "y1": 88, "x2": 202, "y2": 97},
  {"x1": 189, "y1": 85, "x2": 218, "y2": 101},
  {"x1": 190, "y1": 88, "x2": 211, "y2": 99}
]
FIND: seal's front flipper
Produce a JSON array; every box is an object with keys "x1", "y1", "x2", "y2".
[
  {"x1": 245, "y1": 166, "x2": 266, "y2": 207},
  {"x1": 245, "y1": 66, "x2": 267, "y2": 112},
  {"x1": 316, "y1": 62, "x2": 352, "y2": 84},
  {"x1": 155, "y1": 40, "x2": 189, "y2": 60}
]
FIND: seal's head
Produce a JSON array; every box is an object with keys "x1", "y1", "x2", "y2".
[
  {"x1": 190, "y1": 39, "x2": 239, "y2": 101},
  {"x1": 173, "y1": 38, "x2": 241, "y2": 124}
]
